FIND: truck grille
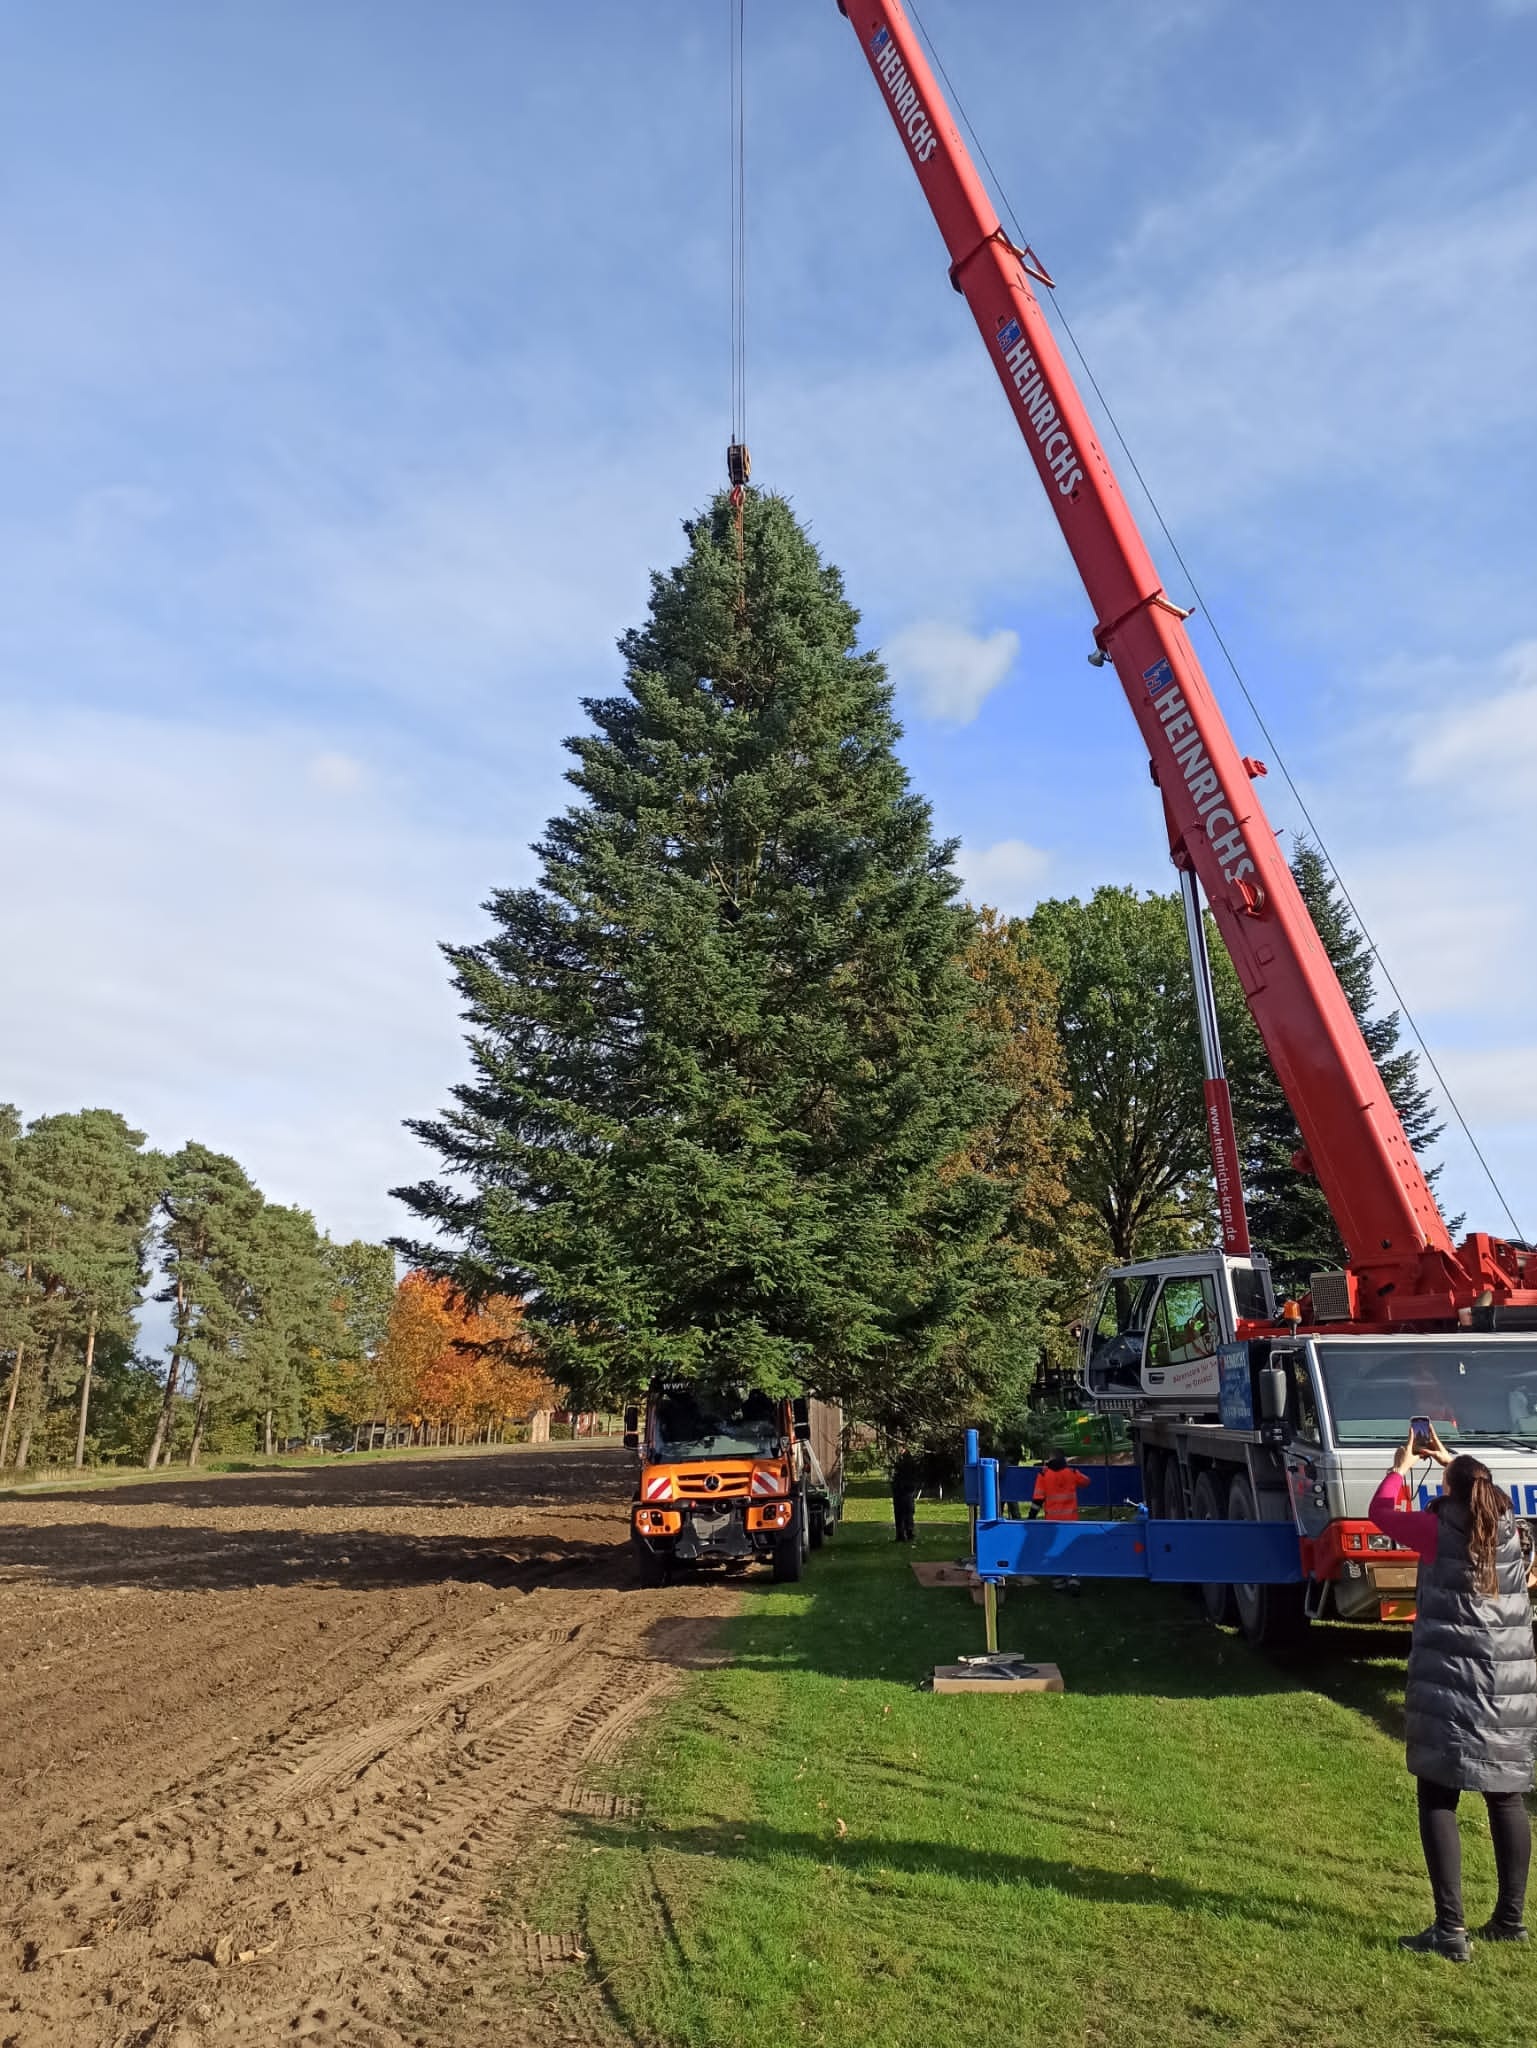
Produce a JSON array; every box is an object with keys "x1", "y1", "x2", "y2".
[{"x1": 675, "y1": 1473, "x2": 750, "y2": 1498}]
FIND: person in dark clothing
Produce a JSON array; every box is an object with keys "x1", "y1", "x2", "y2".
[
  {"x1": 890, "y1": 1448, "x2": 923, "y2": 1543},
  {"x1": 1370, "y1": 1426, "x2": 1537, "y2": 1960}
]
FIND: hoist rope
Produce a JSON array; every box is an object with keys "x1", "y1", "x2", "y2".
[
  {"x1": 729, "y1": 0, "x2": 747, "y2": 455},
  {"x1": 905, "y1": 0, "x2": 1527, "y2": 1243}
]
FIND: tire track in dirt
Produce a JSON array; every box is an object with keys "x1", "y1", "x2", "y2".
[{"x1": 0, "y1": 1447, "x2": 737, "y2": 2048}]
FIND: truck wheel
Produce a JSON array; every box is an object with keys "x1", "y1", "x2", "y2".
[
  {"x1": 1192, "y1": 1472, "x2": 1238, "y2": 1628},
  {"x1": 1227, "y1": 1473, "x2": 1308, "y2": 1650},
  {"x1": 772, "y1": 1500, "x2": 806, "y2": 1583}
]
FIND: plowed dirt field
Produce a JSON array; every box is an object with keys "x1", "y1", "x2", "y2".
[{"x1": 0, "y1": 1445, "x2": 734, "y2": 2048}]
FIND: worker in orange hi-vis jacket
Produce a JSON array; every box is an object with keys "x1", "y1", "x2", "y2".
[{"x1": 1032, "y1": 1453, "x2": 1091, "y2": 1595}]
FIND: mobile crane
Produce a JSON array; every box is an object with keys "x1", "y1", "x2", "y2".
[{"x1": 838, "y1": 0, "x2": 1537, "y2": 1641}]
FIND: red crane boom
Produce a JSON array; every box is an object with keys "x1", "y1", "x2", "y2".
[{"x1": 837, "y1": 0, "x2": 1534, "y2": 1324}]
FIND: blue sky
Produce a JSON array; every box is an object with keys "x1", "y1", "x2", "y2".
[{"x1": 2, "y1": 0, "x2": 1534, "y2": 1255}]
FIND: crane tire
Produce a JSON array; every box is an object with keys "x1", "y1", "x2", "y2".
[
  {"x1": 1192, "y1": 1470, "x2": 1239, "y2": 1627},
  {"x1": 1227, "y1": 1472, "x2": 1309, "y2": 1650}
]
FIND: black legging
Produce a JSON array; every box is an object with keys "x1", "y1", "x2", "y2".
[{"x1": 1417, "y1": 1777, "x2": 1532, "y2": 1929}]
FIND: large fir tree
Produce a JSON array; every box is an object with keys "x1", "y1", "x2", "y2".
[
  {"x1": 396, "y1": 490, "x2": 1020, "y2": 1415},
  {"x1": 1223, "y1": 841, "x2": 1444, "y2": 1294}
]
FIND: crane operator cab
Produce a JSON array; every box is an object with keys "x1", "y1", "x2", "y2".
[{"x1": 1082, "y1": 1252, "x2": 1276, "y2": 1412}]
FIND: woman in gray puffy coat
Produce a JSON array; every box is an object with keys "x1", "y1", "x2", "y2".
[{"x1": 1370, "y1": 1427, "x2": 1537, "y2": 1961}]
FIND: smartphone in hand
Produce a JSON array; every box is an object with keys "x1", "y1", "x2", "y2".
[{"x1": 1410, "y1": 1415, "x2": 1433, "y2": 1451}]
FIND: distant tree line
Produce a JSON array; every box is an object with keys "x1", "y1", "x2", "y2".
[{"x1": 0, "y1": 1122, "x2": 558, "y2": 1471}]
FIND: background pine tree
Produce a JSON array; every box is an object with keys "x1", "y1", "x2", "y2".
[
  {"x1": 396, "y1": 489, "x2": 1030, "y2": 1418},
  {"x1": 1222, "y1": 840, "x2": 1446, "y2": 1294}
]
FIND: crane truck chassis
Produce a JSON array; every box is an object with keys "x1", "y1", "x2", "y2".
[
  {"x1": 963, "y1": 1256, "x2": 1537, "y2": 1645},
  {"x1": 625, "y1": 1383, "x2": 844, "y2": 1587}
]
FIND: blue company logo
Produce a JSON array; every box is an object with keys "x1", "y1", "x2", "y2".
[
  {"x1": 1417, "y1": 1481, "x2": 1537, "y2": 1514},
  {"x1": 998, "y1": 319, "x2": 1022, "y2": 351},
  {"x1": 871, "y1": 27, "x2": 889, "y2": 52},
  {"x1": 1143, "y1": 657, "x2": 1178, "y2": 696}
]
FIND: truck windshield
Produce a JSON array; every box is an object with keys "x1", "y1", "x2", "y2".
[
  {"x1": 652, "y1": 1387, "x2": 782, "y2": 1461},
  {"x1": 1316, "y1": 1340, "x2": 1537, "y2": 1449}
]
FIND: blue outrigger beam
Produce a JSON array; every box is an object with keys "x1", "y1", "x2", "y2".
[
  {"x1": 961, "y1": 1435, "x2": 1303, "y2": 1587},
  {"x1": 970, "y1": 1513, "x2": 1304, "y2": 1586}
]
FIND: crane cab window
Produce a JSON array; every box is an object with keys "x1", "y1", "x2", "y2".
[
  {"x1": 1091, "y1": 1276, "x2": 1158, "y2": 1349},
  {"x1": 1149, "y1": 1275, "x2": 1220, "y2": 1370},
  {"x1": 1085, "y1": 1276, "x2": 1158, "y2": 1398}
]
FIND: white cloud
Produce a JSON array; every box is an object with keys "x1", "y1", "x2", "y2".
[
  {"x1": 884, "y1": 621, "x2": 1020, "y2": 725},
  {"x1": 1077, "y1": 179, "x2": 1537, "y2": 528},
  {"x1": 1264, "y1": 634, "x2": 1537, "y2": 1232},
  {"x1": 0, "y1": 708, "x2": 527, "y2": 1246},
  {"x1": 1404, "y1": 639, "x2": 1537, "y2": 797},
  {"x1": 957, "y1": 838, "x2": 1052, "y2": 915},
  {"x1": 307, "y1": 750, "x2": 366, "y2": 792}
]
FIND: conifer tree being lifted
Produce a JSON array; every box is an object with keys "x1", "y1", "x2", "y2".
[{"x1": 396, "y1": 490, "x2": 1026, "y2": 1421}]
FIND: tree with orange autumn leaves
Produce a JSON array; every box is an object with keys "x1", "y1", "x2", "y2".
[{"x1": 374, "y1": 1271, "x2": 557, "y2": 1438}]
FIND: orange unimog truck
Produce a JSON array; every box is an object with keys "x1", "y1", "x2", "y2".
[{"x1": 625, "y1": 1382, "x2": 844, "y2": 1586}]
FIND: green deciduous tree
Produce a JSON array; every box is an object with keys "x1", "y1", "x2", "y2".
[
  {"x1": 241, "y1": 1204, "x2": 344, "y2": 1456},
  {"x1": 396, "y1": 489, "x2": 1021, "y2": 1422},
  {"x1": 1028, "y1": 887, "x2": 1215, "y2": 1269},
  {"x1": 318, "y1": 1238, "x2": 398, "y2": 1443}
]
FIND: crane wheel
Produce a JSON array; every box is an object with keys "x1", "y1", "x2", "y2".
[
  {"x1": 1228, "y1": 1473, "x2": 1309, "y2": 1650},
  {"x1": 1192, "y1": 1471, "x2": 1239, "y2": 1628}
]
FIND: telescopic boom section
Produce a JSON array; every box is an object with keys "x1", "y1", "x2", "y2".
[{"x1": 838, "y1": 0, "x2": 1534, "y2": 1323}]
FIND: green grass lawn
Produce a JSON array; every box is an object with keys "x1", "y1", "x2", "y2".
[{"x1": 534, "y1": 1482, "x2": 1535, "y2": 2048}]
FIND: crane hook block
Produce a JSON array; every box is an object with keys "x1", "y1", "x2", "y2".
[{"x1": 726, "y1": 442, "x2": 751, "y2": 489}]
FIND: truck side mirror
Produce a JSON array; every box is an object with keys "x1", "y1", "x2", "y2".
[
  {"x1": 1258, "y1": 1366, "x2": 1289, "y2": 1431},
  {"x1": 622, "y1": 1405, "x2": 640, "y2": 1450},
  {"x1": 791, "y1": 1395, "x2": 811, "y2": 1442}
]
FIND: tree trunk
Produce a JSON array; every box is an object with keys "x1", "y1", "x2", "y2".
[
  {"x1": 15, "y1": 1422, "x2": 32, "y2": 1470},
  {"x1": 147, "y1": 1281, "x2": 188, "y2": 1470},
  {"x1": 0, "y1": 1343, "x2": 23, "y2": 1467},
  {"x1": 74, "y1": 1320, "x2": 98, "y2": 1469},
  {"x1": 264, "y1": 1408, "x2": 274, "y2": 1457},
  {"x1": 352, "y1": 1424, "x2": 361, "y2": 1452},
  {"x1": 187, "y1": 1387, "x2": 209, "y2": 1467}
]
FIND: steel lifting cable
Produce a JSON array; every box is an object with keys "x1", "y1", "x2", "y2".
[
  {"x1": 906, "y1": 0, "x2": 1527, "y2": 1243},
  {"x1": 726, "y1": 0, "x2": 751, "y2": 590}
]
